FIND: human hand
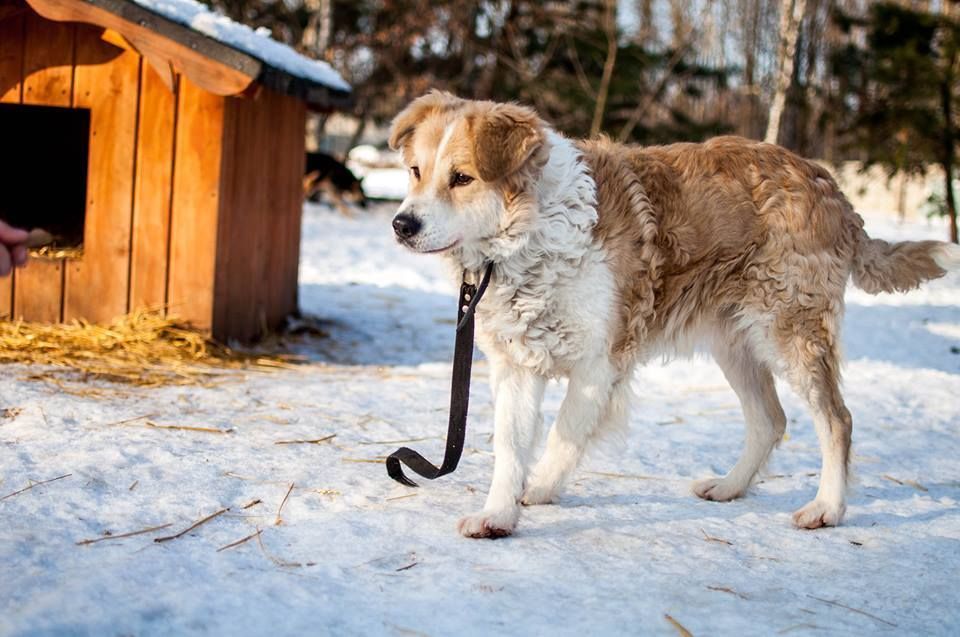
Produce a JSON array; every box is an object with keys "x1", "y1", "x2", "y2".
[{"x1": 0, "y1": 220, "x2": 29, "y2": 277}]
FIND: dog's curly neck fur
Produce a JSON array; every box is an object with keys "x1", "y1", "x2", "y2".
[{"x1": 446, "y1": 131, "x2": 615, "y2": 376}]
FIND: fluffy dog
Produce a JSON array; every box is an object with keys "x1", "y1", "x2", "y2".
[{"x1": 388, "y1": 91, "x2": 960, "y2": 539}]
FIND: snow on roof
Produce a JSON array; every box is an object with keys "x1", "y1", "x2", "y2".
[{"x1": 131, "y1": 0, "x2": 351, "y2": 93}]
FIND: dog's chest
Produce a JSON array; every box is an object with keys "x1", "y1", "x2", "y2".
[{"x1": 474, "y1": 257, "x2": 614, "y2": 376}]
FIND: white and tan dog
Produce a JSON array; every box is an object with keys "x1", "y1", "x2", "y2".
[{"x1": 388, "y1": 91, "x2": 960, "y2": 539}]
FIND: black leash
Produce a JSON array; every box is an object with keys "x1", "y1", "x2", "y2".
[{"x1": 386, "y1": 262, "x2": 494, "y2": 487}]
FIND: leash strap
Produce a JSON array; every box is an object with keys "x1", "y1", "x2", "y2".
[{"x1": 386, "y1": 262, "x2": 494, "y2": 487}]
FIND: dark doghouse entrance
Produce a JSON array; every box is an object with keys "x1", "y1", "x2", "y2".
[{"x1": 0, "y1": 103, "x2": 90, "y2": 248}]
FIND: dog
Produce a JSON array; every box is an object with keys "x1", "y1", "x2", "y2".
[
  {"x1": 303, "y1": 152, "x2": 368, "y2": 216},
  {"x1": 388, "y1": 91, "x2": 960, "y2": 539}
]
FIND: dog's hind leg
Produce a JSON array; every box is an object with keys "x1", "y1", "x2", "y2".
[
  {"x1": 693, "y1": 335, "x2": 786, "y2": 502},
  {"x1": 777, "y1": 313, "x2": 852, "y2": 529},
  {"x1": 521, "y1": 357, "x2": 618, "y2": 506}
]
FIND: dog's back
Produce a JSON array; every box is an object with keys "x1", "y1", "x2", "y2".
[{"x1": 582, "y1": 136, "x2": 953, "y2": 354}]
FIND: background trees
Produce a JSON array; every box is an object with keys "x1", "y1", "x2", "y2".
[
  {"x1": 829, "y1": 2, "x2": 960, "y2": 242},
  {"x1": 203, "y1": 0, "x2": 960, "y2": 241}
]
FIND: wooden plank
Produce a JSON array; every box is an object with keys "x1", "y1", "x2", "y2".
[
  {"x1": 13, "y1": 259, "x2": 63, "y2": 322},
  {"x1": 14, "y1": 13, "x2": 74, "y2": 322},
  {"x1": 62, "y1": 24, "x2": 140, "y2": 323},
  {"x1": 21, "y1": 12, "x2": 72, "y2": 105},
  {"x1": 129, "y1": 62, "x2": 176, "y2": 312},
  {"x1": 0, "y1": 11, "x2": 24, "y2": 318},
  {"x1": 210, "y1": 89, "x2": 306, "y2": 342},
  {"x1": 213, "y1": 93, "x2": 269, "y2": 341},
  {"x1": 167, "y1": 77, "x2": 224, "y2": 331},
  {"x1": 0, "y1": 10, "x2": 24, "y2": 103},
  {"x1": 271, "y1": 93, "x2": 306, "y2": 326},
  {"x1": 24, "y1": 0, "x2": 258, "y2": 96}
]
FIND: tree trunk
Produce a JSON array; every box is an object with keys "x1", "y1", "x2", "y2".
[
  {"x1": 301, "y1": 0, "x2": 332, "y2": 57},
  {"x1": 942, "y1": 72, "x2": 959, "y2": 243},
  {"x1": 765, "y1": 0, "x2": 807, "y2": 144},
  {"x1": 638, "y1": 0, "x2": 654, "y2": 44},
  {"x1": 590, "y1": 0, "x2": 618, "y2": 138}
]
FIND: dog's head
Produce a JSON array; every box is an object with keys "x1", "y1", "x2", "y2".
[{"x1": 388, "y1": 91, "x2": 546, "y2": 255}]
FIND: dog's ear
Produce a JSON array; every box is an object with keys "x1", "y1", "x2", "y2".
[
  {"x1": 472, "y1": 103, "x2": 544, "y2": 182},
  {"x1": 388, "y1": 90, "x2": 461, "y2": 152}
]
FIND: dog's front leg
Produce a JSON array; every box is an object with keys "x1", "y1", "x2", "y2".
[
  {"x1": 458, "y1": 361, "x2": 546, "y2": 539},
  {"x1": 522, "y1": 356, "x2": 617, "y2": 505}
]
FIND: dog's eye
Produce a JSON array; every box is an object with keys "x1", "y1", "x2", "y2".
[
  {"x1": 451, "y1": 172, "x2": 474, "y2": 188},
  {"x1": 411, "y1": 166, "x2": 420, "y2": 181}
]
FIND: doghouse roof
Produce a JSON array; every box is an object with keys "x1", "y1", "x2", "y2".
[{"x1": 24, "y1": 0, "x2": 352, "y2": 109}]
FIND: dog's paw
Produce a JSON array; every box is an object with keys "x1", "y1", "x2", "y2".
[
  {"x1": 520, "y1": 482, "x2": 557, "y2": 506},
  {"x1": 792, "y1": 499, "x2": 846, "y2": 529},
  {"x1": 692, "y1": 477, "x2": 746, "y2": 502},
  {"x1": 457, "y1": 508, "x2": 518, "y2": 539}
]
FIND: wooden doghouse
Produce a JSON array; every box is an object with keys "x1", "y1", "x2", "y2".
[{"x1": 0, "y1": 0, "x2": 351, "y2": 341}]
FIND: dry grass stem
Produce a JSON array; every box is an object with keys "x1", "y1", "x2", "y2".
[
  {"x1": 1, "y1": 473, "x2": 72, "y2": 501},
  {"x1": 241, "y1": 499, "x2": 262, "y2": 510},
  {"x1": 154, "y1": 507, "x2": 230, "y2": 543},
  {"x1": 76, "y1": 523, "x2": 172, "y2": 545},
  {"x1": 256, "y1": 528, "x2": 303, "y2": 568},
  {"x1": 342, "y1": 458, "x2": 388, "y2": 464},
  {"x1": 584, "y1": 471, "x2": 661, "y2": 480},
  {"x1": 144, "y1": 421, "x2": 234, "y2": 435},
  {"x1": 128, "y1": 480, "x2": 139, "y2": 491},
  {"x1": 701, "y1": 529, "x2": 733, "y2": 546},
  {"x1": 882, "y1": 474, "x2": 928, "y2": 492},
  {"x1": 807, "y1": 594, "x2": 897, "y2": 628},
  {"x1": 274, "y1": 483, "x2": 295, "y2": 525},
  {"x1": 664, "y1": 613, "x2": 694, "y2": 637},
  {"x1": 386, "y1": 493, "x2": 418, "y2": 502},
  {"x1": 805, "y1": 595, "x2": 897, "y2": 627},
  {"x1": 274, "y1": 434, "x2": 337, "y2": 445},
  {"x1": 105, "y1": 414, "x2": 155, "y2": 427},
  {"x1": 217, "y1": 530, "x2": 263, "y2": 553},
  {"x1": 706, "y1": 585, "x2": 748, "y2": 599},
  {"x1": 358, "y1": 436, "x2": 438, "y2": 446},
  {"x1": 0, "y1": 311, "x2": 306, "y2": 387},
  {"x1": 777, "y1": 624, "x2": 823, "y2": 635}
]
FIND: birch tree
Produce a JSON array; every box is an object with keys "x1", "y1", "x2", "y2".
[{"x1": 765, "y1": 0, "x2": 807, "y2": 144}]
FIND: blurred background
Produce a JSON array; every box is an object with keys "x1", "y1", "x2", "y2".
[{"x1": 206, "y1": 0, "x2": 960, "y2": 241}]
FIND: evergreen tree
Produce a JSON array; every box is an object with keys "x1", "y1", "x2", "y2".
[{"x1": 830, "y1": 2, "x2": 960, "y2": 243}]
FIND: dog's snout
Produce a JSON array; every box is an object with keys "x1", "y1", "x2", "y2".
[{"x1": 393, "y1": 213, "x2": 421, "y2": 239}]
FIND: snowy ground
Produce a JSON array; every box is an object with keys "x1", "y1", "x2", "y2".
[{"x1": 2, "y1": 203, "x2": 959, "y2": 636}]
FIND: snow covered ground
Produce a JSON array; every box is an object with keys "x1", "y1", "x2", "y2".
[{"x1": 1, "y1": 203, "x2": 958, "y2": 636}]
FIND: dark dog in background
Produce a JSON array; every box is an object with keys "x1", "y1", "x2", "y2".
[{"x1": 303, "y1": 152, "x2": 368, "y2": 216}]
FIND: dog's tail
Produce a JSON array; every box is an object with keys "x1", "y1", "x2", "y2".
[{"x1": 851, "y1": 228, "x2": 960, "y2": 294}]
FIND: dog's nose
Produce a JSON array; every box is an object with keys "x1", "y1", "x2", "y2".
[{"x1": 392, "y1": 213, "x2": 421, "y2": 239}]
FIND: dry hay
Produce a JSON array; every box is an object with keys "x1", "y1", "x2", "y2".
[{"x1": 0, "y1": 310, "x2": 308, "y2": 388}]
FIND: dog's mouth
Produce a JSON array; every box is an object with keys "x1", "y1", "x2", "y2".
[{"x1": 414, "y1": 239, "x2": 461, "y2": 254}]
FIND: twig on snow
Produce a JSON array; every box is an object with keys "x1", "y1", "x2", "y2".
[
  {"x1": 664, "y1": 613, "x2": 694, "y2": 637},
  {"x1": 217, "y1": 529, "x2": 262, "y2": 553},
  {"x1": 274, "y1": 483, "x2": 295, "y2": 525},
  {"x1": 154, "y1": 507, "x2": 230, "y2": 543},
  {"x1": 805, "y1": 594, "x2": 897, "y2": 628},
  {"x1": 76, "y1": 523, "x2": 172, "y2": 545},
  {"x1": 882, "y1": 474, "x2": 928, "y2": 492},
  {"x1": 256, "y1": 528, "x2": 304, "y2": 568},
  {"x1": 701, "y1": 528, "x2": 733, "y2": 546},
  {"x1": 145, "y1": 421, "x2": 234, "y2": 434},
  {"x1": 1, "y1": 473, "x2": 72, "y2": 501},
  {"x1": 274, "y1": 434, "x2": 336, "y2": 445}
]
